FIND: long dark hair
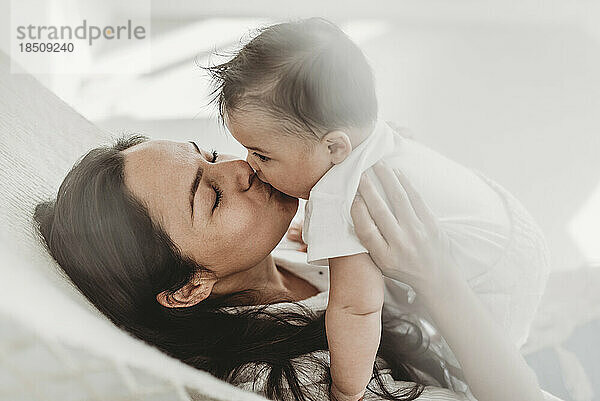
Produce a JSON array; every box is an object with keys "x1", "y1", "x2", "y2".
[{"x1": 34, "y1": 135, "x2": 426, "y2": 401}]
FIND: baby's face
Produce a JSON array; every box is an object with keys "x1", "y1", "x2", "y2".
[{"x1": 226, "y1": 112, "x2": 332, "y2": 199}]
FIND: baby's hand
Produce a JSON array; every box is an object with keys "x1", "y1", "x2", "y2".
[{"x1": 286, "y1": 220, "x2": 307, "y2": 252}]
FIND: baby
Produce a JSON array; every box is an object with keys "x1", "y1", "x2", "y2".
[{"x1": 207, "y1": 18, "x2": 550, "y2": 400}]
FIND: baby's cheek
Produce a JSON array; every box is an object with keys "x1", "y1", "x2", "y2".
[{"x1": 274, "y1": 170, "x2": 302, "y2": 193}]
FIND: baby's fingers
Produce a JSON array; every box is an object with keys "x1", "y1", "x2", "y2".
[
  {"x1": 286, "y1": 223, "x2": 301, "y2": 240},
  {"x1": 286, "y1": 222, "x2": 308, "y2": 252}
]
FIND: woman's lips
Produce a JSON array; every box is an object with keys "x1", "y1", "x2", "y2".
[
  {"x1": 262, "y1": 181, "x2": 275, "y2": 201},
  {"x1": 246, "y1": 172, "x2": 256, "y2": 191},
  {"x1": 249, "y1": 173, "x2": 275, "y2": 200},
  {"x1": 246, "y1": 174, "x2": 295, "y2": 205}
]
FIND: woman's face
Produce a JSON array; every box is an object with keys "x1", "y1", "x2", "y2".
[{"x1": 122, "y1": 140, "x2": 298, "y2": 276}]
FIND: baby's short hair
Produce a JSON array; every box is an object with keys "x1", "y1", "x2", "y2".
[{"x1": 206, "y1": 18, "x2": 378, "y2": 139}]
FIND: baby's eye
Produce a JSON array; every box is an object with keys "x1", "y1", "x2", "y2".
[{"x1": 253, "y1": 152, "x2": 270, "y2": 162}]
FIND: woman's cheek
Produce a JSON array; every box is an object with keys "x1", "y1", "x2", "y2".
[{"x1": 230, "y1": 206, "x2": 259, "y2": 233}]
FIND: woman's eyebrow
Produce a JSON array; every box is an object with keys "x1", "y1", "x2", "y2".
[{"x1": 189, "y1": 141, "x2": 204, "y2": 222}]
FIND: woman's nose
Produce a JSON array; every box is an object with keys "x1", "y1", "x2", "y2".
[{"x1": 208, "y1": 159, "x2": 255, "y2": 191}]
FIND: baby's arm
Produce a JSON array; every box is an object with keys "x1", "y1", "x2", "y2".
[{"x1": 326, "y1": 253, "x2": 385, "y2": 401}]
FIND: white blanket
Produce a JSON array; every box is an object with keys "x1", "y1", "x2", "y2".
[{"x1": 0, "y1": 50, "x2": 269, "y2": 401}]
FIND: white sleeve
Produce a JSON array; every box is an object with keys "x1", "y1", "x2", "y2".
[{"x1": 303, "y1": 194, "x2": 367, "y2": 266}]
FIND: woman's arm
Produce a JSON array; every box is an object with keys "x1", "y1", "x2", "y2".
[{"x1": 350, "y1": 162, "x2": 544, "y2": 401}]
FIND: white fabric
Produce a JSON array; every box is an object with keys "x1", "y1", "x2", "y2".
[{"x1": 303, "y1": 121, "x2": 550, "y2": 350}]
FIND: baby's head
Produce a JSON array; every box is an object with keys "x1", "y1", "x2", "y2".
[{"x1": 207, "y1": 18, "x2": 377, "y2": 199}]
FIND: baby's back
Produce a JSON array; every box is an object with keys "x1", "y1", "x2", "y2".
[
  {"x1": 373, "y1": 133, "x2": 512, "y2": 279},
  {"x1": 374, "y1": 131, "x2": 549, "y2": 347}
]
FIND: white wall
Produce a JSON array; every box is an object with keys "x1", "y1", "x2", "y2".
[{"x1": 366, "y1": 21, "x2": 600, "y2": 271}]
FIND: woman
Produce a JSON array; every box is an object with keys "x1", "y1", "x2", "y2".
[{"x1": 34, "y1": 135, "x2": 548, "y2": 401}]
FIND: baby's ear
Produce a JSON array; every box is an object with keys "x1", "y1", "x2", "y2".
[{"x1": 322, "y1": 130, "x2": 352, "y2": 164}]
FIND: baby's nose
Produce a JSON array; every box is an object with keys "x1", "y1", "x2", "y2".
[{"x1": 245, "y1": 154, "x2": 259, "y2": 174}]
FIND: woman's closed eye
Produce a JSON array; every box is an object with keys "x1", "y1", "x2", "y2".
[
  {"x1": 253, "y1": 152, "x2": 270, "y2": 162},
  {"x1": 211, "y1": 183, "x2": 222, "y2": 212},
  {"x1": 208, "y1": 150, "x2": 221, "y2": 212},
  {"x1": 189, "y1": 142, "x2": 221, "y2": 219}
]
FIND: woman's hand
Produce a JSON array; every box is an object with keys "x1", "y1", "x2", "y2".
[
  {"x1": 350, "y1": 161, "x2": 457, "y2": 293},
  {"x1": 351, "y1": 162, "x2": 545, "y2": 401}
]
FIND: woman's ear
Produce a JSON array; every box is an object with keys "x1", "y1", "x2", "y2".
[
  {"x1": 321, "y1": 130, "x2": 352, "y2": 164},
  {"x1": 156, "y1": 272, "x2": 217, "y2": 308}
]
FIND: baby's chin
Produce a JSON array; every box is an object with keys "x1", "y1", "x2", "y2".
[
  {"x1": 268, "y1": 184, "x2": 299, "y2": 209},
  {"x1": 260, "y1": 179, "x2": 307, "y2": 200},
  {"x1": 277, "y1": 186, "x2": 309, "y2": 200}
]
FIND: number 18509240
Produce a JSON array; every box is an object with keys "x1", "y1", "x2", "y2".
[{"x1": 19, "y1": 42, "x2": 74, "y2": 52}]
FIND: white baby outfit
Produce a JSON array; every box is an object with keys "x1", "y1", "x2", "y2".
[{"x1": 302, "y1": 121, "x2": 550, "y2": 349}]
